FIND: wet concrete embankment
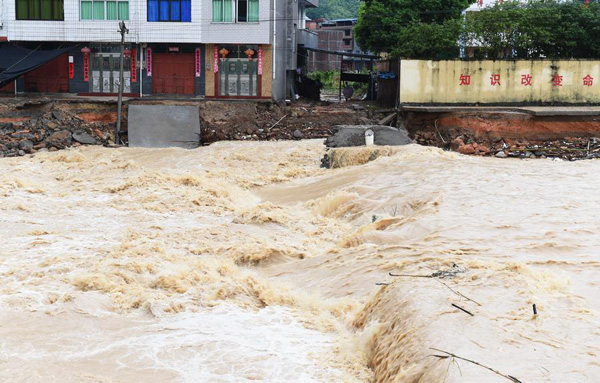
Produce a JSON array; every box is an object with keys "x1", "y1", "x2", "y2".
[{"x1": 403, "y1": 106, "x2": 600, "y2": 160}]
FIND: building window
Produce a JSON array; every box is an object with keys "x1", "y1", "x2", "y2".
[
  {"x1": 212, "y1": 0, "x2": 257, "y2": 22},
  {"x1": 81, "y1": 0, "x2": 128, "y2": 20},
  {"x1": 343, "y1": 39, "x2": 351, "y2": 46},
  {"x1": 212, "y1": 0, "x2": 232, "y2": 22},
  {"x1": 148, "y1": 0, "x2": 191, "y2": 21},
  {"x1": 16, "y1": 0, "x2": 64, "y2": 20},
  {"x1": 344, "y1": 29, "x2": 350, "y2": 36}
]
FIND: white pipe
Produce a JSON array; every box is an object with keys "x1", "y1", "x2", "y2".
[
  {"x1": 137, "y1": 0, "x2": 141, "y2": 44},
  {"x1": 272, "y1": 0, "x2": 276, "y2": 80}
]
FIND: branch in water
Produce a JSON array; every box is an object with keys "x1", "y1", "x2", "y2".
[
  {"x1": 389, "y1": 272, "x2": 432, "y2": 278},
  {"x1": 430, "y1": 348, "x2": 524, "y2": 383},
  {"x1": 451, "y1": 303, "x2": 474, "y2": 316},
  {"x1": 435, "y1": 279, "x2": 482, "y2": 307}
]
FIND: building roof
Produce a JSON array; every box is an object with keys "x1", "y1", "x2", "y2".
[{"x1": 466, "y1": 0, "x2": 527, "y2": 11}]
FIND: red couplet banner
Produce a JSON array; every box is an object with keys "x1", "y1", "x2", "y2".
[
  {"x1": 213, "y1": 46, "x2": 219, "y2": 73},
  {"x1": 195, "y1": 48, "x2": 201, "y2": 77},
  {"x1": 258, "y1": 47, "x2": 263, "y2": 75},
  {"x1": 146, "y1": 48, "x2": 152, "y2": 77},
  {"x1": 131, "y1": 49, "x2": 137, "y2": 83},
  {"x1": 83, "y1": 53, "x2": 89, "y2": 82},
  {"x1": 68, "y1": 56, "x2": 74, "y2": 80}
]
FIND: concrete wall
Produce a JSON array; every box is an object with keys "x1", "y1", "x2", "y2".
[
  {"x1": 272, "y1": 0, "x2": 288, "y2": 101},
  {"x1": 400, "y1": 60, "x2": 600, "y2": 104}
]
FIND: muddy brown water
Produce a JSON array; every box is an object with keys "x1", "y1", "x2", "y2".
[{"x1": 0, "y1": 140, "x2": 598, "y2": 382}]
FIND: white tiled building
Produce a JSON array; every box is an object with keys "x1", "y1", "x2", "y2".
[{"x1": 0, "y1": 0, "x2": 314, "y2": 99}]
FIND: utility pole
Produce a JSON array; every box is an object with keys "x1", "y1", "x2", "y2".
[{"x1": 116, "y1": 20, "x2": 129, "y2": 145}]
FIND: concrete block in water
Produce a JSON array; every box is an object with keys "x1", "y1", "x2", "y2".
[
  {"x1": 128, "y1": 105, "x2": 200, "y2": 148},
  {"x1": 324, "y1": 125, "x2": 411, "y2": 148}
]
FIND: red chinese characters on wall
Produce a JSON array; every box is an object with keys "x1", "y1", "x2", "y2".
[
  {"x1": 213, "y1": 46, "x2": 219, "y2": 73},
  {"x1": 68, "y1": 56, "x2": 74, "y2": 80},
  {"x1": 490, "y1": 74, "x2": 501, "y2": 86},
  {"x1": 552, "y1": 74, "x2": 563, "y2": 86},
  {"x1": 146, "y1": 48, "x2": 152, "y2": 77},
  {"x1": 131, "y1": 49, "x2": 137, "y2": 83},
  {"x1": 195, "y1": 48, "x2": 201, "y2": 77},
  {"x1": 451, "y1": 71, "x2": 599, "y2": 89},
  {"x1": 258, "y1": 47, "x2": 263, "y2": 75},
  {"x1": 83, "y1": 55, "x2": 90, "y2": 82}
]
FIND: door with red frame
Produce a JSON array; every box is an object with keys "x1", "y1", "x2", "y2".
[
  {"x1": 24, "y1": 54, "x2": 69, "y2": 93},
  {"x1": 152, "y1": 53, "x2": 195, "y2": 95},
  {"x1": 0, "y1": 81, "x2": 15, "y2": 94}
]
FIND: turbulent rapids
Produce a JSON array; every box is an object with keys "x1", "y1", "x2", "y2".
[{"x1": 1, "y1": 140, "x2": 599, "y2": 382}]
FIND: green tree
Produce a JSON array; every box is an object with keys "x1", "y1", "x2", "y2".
[
  {"x1": 354, "y1": 0, "x2": 475, "y2": 58},
  {"x1": 306, "y1": 0, "x2": 361, "y2": 20},
  {"x1": 466, "y1": 0, "x2": 600, "y2": 59}
]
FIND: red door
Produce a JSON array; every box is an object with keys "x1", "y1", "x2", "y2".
[
  {"x1": 0, "y1": 81, "x2": 15, "y2": 94},
  {"x1": 153, "y1": 53, "x2": 195, "y2": 95},
  {"x1": 24, "y1": 54, "x2": 69, "y2": 93}
]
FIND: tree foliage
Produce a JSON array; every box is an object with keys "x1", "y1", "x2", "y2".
[
  {"x1": 466, "y1": 0, "x2": 600, "y2": 59},
  {"x1": 306, "y1": 0, "x2": 361, "y2": 20},
  {"x1": 354, "y1": 0, "x2": 475, "y2": 59},
  {"x1": 355, "y1": 0, "x2": 600, "y2": 59}
]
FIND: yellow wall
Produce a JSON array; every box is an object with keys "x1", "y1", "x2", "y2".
[
  {"x1": 400, "y1": 60, "x2": 600, "y2": 104},
  {"x1": 205, "y1": 44, "x2": 215, "y2": 97},
  {"x1": 261, "y1": 44, "x2": 272, "y2": 98}
]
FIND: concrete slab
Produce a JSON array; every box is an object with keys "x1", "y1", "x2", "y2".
[
  {"x1": 325, "y1": 125, "x2": 412, "y2": 148},
  {"x1": 128, "y1": 105, "x2": 200, "y2": 148}
]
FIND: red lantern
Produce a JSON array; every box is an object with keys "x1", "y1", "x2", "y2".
[
  {"x1": 219, "y1": 48, "x2": 229, "y2": 59},
  {"x1": 244, "y1": 48, "x2": 255, "y2": 60},
  {"x1": 124, "y1": 48, "x2": 131, "y2": 59}
]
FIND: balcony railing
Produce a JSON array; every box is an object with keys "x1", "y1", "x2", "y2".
[{"x1": 297, "y1": 28, "x2": 318, "y2": 49}]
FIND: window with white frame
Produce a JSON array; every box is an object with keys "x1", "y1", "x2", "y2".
[
  {"x1": 81, "y1": 0, "x2": 129, "y2": 20},
  {"x1": 16, "y1": 0, "x2": 64, "y2": 20},
  {"x1": 212, "y1": 0, "x2": 257, "y2": 22},
  {"x1": 147, "y1": 0, "x2": 191, "y2": 22}
]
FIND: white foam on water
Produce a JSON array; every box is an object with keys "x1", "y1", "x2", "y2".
[{"x1": 0, "y1": 304, "x2": 349, "y2": 383}]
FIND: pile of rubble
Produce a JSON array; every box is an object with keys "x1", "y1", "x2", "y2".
[
  {"x1": 415, "y1": 131, "x2": 600, "y2": 161},
  {"x1": 0, "y1": 108, "x2": 113, "y2": 157},
  {"x1": 199, "y1": 100, "x2": 377, "y2": 143}
]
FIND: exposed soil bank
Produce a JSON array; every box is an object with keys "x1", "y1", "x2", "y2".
[
  {"x1": 5, "y1": 98, "x2": 600, "y2": 160},
  {"x1": 0, "y1": 98, "x2": 388, "y2": 156},
  {"x1": 404, "y1": 110, "x2": 600, "y2": 160},
  {"x1": 0, "y1": 101, "x2": 116, "y2": 157}
]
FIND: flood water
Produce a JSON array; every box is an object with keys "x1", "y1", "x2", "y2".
[{"x1": 0, "y1": 140, "x2": 598, "y2": 382}]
